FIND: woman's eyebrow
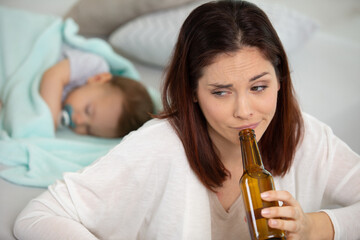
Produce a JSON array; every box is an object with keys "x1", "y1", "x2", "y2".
[
  {"x1": 208, "y1": 72, "x2": 270, "y2": 87},
  {"x1": 208, "y1": 83, "x2": 233, "y2": 88},
  {"x1": 249, "y1": 72, "x2": 269, "y2": 82}
]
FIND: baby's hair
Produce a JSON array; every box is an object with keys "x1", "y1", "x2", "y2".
[{"x1": 110, "y1": 76, "x2": 154, "y2": 137}]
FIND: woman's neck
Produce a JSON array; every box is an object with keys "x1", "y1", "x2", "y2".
[{"x1": 212, "y1": 137, "x2": 242, "y2": 171}]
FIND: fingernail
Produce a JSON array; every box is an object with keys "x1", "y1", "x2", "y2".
[
  {"x1": 261, "y1": 192, "x2": 269, "y2": 198},
  {"x1": 261, "y1": 208, "x2": 270, "y2": 216}
]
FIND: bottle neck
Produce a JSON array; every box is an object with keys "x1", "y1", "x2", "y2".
[{"x1": 239, "y1": 129, "x2": 264, "y2": 171}]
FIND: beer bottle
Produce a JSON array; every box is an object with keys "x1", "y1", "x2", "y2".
[{"x1": 239, "y1": 129, "x2": 285, "y2": 240}]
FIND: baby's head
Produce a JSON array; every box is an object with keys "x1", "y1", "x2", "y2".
[{"x1": 63, "y1": 73, "x2": 153, "y2": 138}]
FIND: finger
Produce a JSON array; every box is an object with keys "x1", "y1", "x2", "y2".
[
  {"x1": 261, "y1": 190, "x2": 299, "y2": 207},
  {"x1": 267, "y1": 218, "x2": 299, "y2": 233},
  {"x1": 261, "y1": 206, "x2": 299, "y2": 220}
]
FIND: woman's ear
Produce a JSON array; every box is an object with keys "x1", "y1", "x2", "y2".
[{"x1": 88, "y1": 72, "x2": 113, "y2": 84}]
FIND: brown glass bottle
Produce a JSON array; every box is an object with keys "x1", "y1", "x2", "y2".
[{"x1": 239, "y1": 129, "x2": 285, "y2": 240}]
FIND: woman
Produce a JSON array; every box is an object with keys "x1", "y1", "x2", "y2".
[{"x1": 14, "y1": 1, "x2": 359, "y2": 239}]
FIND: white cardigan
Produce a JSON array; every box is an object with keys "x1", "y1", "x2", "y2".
[{"x1": 14, "y1": 113, "x2": 360, "y2": 240}]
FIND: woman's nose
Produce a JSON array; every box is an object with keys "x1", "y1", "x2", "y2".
[{"x1": 233, "y1": 95, "x2": 253, "y2": 119}]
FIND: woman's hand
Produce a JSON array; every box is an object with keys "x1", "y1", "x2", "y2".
[{"x1": 260, "y1": 190, "x2": 334, "y2": 240}]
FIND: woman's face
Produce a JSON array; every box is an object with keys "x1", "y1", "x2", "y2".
[{"x1": 196, "y1": 47, "x2": 280, "y2": 148}]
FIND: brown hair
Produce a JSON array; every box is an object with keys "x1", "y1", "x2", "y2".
[
  {"x1": 110, "y1": 76, "x2": 154, "y2": 137},
  {"x1": 158, "y1": 0, "x2": 303, "y2": 190}
]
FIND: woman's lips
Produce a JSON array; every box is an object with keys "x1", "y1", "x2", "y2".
[{"x1": 234, "y1": 122, "x2": 260, "y2": 131}]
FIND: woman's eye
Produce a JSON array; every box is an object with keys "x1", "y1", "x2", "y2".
[
  {"x1": 251, "y1": 85, "x2": 267, "y2": 92},
  {"x1": 212, "y1": 90, "x2": 229, "y2": 96}
]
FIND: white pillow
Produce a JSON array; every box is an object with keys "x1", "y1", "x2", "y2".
[{"x1": 109, "y1": 0, "x2": 318, "y2": 68}]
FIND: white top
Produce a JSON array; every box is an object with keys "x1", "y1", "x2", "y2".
[{"x1": 13, "y1": 113, "x2": 360, "y2": 240}]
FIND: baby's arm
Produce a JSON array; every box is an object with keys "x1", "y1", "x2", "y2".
[{"x1": 40, "y1": 59, "x2": 71, "y2": 129}]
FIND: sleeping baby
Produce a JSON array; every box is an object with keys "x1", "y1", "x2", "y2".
[{"x1": 40, "y1": 46, "x2": 153, "y2": 138}]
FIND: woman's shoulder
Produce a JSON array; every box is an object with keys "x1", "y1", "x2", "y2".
[
  {"x1": 109, "y1": 118, "x2": 184, "y2": 159},
  {"x1": 295, "y1": 112, "x2": 347, "y2": 162},
  {"x1": 300, "y1": 112, "x2": 358, "y2": 155},
  {"x1": 80, "y1": 118, "x2": 188, "y2": 180},
  {"x1": 278, "y1": 113, "x2": 337, "y2": 184},
  {"x1": 123, "y1": 118, "x2": 178, "y2": 144},
  {"x1": 302, "y1": 112, "x2": 329, "y2": 129},
  {"x1": 301, "y1": 112, "x2": 334, "y2": 142}
]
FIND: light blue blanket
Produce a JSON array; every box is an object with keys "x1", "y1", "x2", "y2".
[{"x1": 0, "y1": 6, "x2": 159, "y2": 187}]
